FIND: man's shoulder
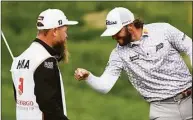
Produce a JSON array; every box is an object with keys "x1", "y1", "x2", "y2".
[
  {"x1": 37, "y1": 57, "x2": 57, "y2": 70},
  {"x1": 11, "y1": 42, "x2": 53, "y2": 71},
  {"x1": 111, "y1": 47, "x2": 119, "y2": 53},
  {"x1": 144, "y1": 22, "x2": 173, "y2": 35},
  {"x1": 19, "y1": 42, "x2": 51, "y2": 60},
  {"x1": 109, "y1": 47, "x2": 121, "y2": 58},
  {"x1": 145, "y1": 22, "x2": 171, "y2": 29}
]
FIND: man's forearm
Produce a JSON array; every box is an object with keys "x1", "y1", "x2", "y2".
[{"x1": 85, "y1": 72, "x2": 119, "y2": 94}]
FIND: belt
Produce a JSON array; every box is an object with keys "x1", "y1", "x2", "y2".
[{"x1": 160, "y1": 87, "x2": 192, "y2": 102}]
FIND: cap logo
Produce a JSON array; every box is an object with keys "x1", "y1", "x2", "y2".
[
  {"x1": 106, "y1": 20, "x2": 117, "y2": 25},
  {"x1": 38, "y1": 16, "x2": 44, "y2": 21},
  {"x1": 58, "y1": 20, "x2": 63, "y2": 25},
  {"x1": 122, "y1": 20, "x2": 130, "y2": 25}
]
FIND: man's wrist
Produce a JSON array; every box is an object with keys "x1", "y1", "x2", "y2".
[{"x1": 85, "y1": 72, "x2": 93, "y2": 81}]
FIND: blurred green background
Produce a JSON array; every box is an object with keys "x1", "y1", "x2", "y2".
[{"x1": 1, "y1": 1, "x2": 192, "y2": 120}]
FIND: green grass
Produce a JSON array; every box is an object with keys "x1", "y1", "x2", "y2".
[
  {"x1": 2, "y1": 40, "x2": 150, "y2": 120},
  {"x1": 1, "y1": 1, "x2": 192, "y2": 120},
  {"x1": 2, "y1": 40, "x2": 191, "y2": 120}
]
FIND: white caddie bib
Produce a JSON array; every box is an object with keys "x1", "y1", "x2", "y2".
[{"x1": 10, "y1": 42, "x2": 67, "y2": 120}]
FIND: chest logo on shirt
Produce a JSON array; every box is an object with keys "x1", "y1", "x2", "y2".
[
  {"x1": 130, "y1": 54, "x2": 139, "y2": 61},
  {"x1": 156, "y1": 43, "x2": 164, "y2": 52},
  {"x1": 44, "y1": 62, "x2": 53, "y2": 69}
]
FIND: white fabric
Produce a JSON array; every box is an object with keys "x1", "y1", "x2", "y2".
[
  {"x1": 37, "y1": 9, "x2": 78, "y2": 30},
  {"x1": 165, "y1": 24, "x2": 192, "y2": 67},
  {"x1": 88, "y1": 23, "x2": 192, "y2": 102},
  {"x1": 10, "y1": 42, "x2": 67, "y2": 120},
  {"x1": 86, "y1": 73, "x2": 119, "y2": 94},
  {"x1": 101, "y1": 7, "x2": 134, "y2": 36},
  {"x1": 59, "y1": 71, "x2": 67, "y2": 116}
]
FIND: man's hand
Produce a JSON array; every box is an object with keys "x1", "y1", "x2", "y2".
[{"x1": 74, "y1": 68, "x2": 90, "y2": 81}]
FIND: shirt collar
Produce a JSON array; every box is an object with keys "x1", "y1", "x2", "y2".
[
  {"x1": 129, "y1": 27, "x2": 149, "y2": 47},
  {"x1": 142, "y1": 27, "x2": 149, "y2": 37},
  {"x1": 33, "y1": 38, "x2": 61, "y2": 61}
]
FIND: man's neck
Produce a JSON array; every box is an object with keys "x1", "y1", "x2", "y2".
[
  {"x1": 37, "y1": 35, "x2": 53, "y2": 48},
  {"x1": 132, "y1": 28, "x2": 143, "y2": 42}
]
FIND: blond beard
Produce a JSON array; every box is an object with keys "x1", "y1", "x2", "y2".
[
  {"x1": 63, "y1": 43, "x2": 69, "y2": 63},
  {"x1": 63, "y1": 41, "x2": 69, "y2": 64}
]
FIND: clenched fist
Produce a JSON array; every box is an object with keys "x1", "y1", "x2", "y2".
[{"x1": 74, "y1": 68, "x2": 90, "y2": 81}]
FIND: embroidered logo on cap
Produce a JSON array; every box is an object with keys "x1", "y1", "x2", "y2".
[
  {"x1": 122, "y1": 20, "x2": 130, "y2": 25},
  {"x1": 106, "y1": 20, "x2": 117, "y2": 25},
  {"x1": 58, "y1": 20, "x2": 62, "y2": 25}
]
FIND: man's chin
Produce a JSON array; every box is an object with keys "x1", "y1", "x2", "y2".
[
  {"x1": 119, "y1": 43, "x2": 124, "y2": 46},
  {"x1": 119, "y1": 42, "x2": 128, "y2": 46}
]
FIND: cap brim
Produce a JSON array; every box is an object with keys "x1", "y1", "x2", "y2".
[
  {"x1": 65, "y1": 21, "x2": 78, "y2": 25},
  {"x1": 101, "y1": 26, "x2": 122, "y2": 37}
]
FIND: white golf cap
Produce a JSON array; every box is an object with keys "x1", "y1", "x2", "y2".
[
  {"x1": 37, "y1": 9, "x2": 78, "y2": 30},
  {"x1": 101, "y1": 7, "x2": 134, "y2": 37}
]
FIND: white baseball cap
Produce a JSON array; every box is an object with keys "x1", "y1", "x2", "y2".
[
  {"x1": 37, "y1": 9, "x2": 78, "y2": 30},
  {"x1": 101, "y1": 7, "x2": 134, "y2": 37}
]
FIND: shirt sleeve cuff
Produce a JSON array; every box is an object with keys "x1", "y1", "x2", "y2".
[{"x1": 86, "y1": 72, "x2": 94, "y2": 81}]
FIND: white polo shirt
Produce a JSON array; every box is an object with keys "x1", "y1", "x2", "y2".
[{"x1": 86, "y1": 23, "x2": 192, "y2": 102}]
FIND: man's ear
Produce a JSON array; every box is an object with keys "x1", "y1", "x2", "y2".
[{"x1": 52, "y1": 28, "x2": 58, "y2": 37}]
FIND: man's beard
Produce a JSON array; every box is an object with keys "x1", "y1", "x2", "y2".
[
  {"x1": 119, "y1": 31, "x2": 132, "y2": 46},
  {"x1": 53, "y1": 41, "x2": 65, "y2": 62}
]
